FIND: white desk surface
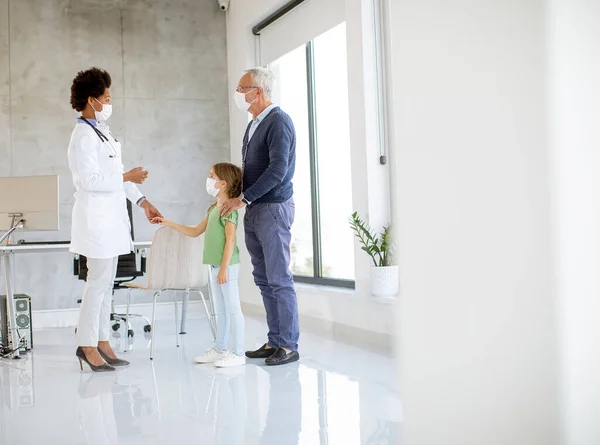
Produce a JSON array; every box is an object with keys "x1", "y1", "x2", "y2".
[{"x1": 0, "y1": 241, "x2": 152, "y2": 253}]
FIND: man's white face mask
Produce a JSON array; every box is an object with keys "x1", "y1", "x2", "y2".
[{"x1": 233, "y1": 88, "x2": 257, "y2": 112}]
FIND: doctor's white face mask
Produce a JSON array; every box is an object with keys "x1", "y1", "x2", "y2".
[
  {"x1": 233, "y1": 89, "x2": 256, "y2": 112},
  {"x1": 92, "y1": 98, "x2": 113, "y2": 122},
  {"x1": 206, "y1": 177, "x2": 220, "y2": 197}
]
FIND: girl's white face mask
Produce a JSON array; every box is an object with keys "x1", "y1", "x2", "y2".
[
  {"x1": 92, "y1": 98, "x2": 113, "y2": 122},
  {"x1": 206, "y1": 177, "x2": 220, "y2": 197}
]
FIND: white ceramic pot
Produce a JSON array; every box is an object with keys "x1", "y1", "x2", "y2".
[{"x1": 371, "y1": 265, "x2": 399, "y2": 297}]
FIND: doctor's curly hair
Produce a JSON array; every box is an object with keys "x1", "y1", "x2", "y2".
[{"x1": 70, "y1": 67, "x2": 112, "y2": 112}]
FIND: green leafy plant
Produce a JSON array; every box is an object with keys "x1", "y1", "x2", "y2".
[{"x1": 349, "y1": 211, "x2": 392, "y2": 267}]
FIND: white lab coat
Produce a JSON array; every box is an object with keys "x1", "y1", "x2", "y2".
[{"x1": 67, "y1": 120, "x2": 143, "y2": 259}]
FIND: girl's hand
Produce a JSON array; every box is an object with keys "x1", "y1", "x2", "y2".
[
  {"x1": 217, "y1": 268, "x2": 228, "y2": 284},
  {"x1": 152, "y1": 217, "x2": 166, "y2": 225}
]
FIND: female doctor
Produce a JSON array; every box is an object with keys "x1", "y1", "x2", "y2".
[{"x1": 68, "y1": 67, "x2": 162, "y2": 372}]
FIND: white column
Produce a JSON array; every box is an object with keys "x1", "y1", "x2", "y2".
[
  {"x1": 548, "y1": 1, "x2": 600, "y2": 444},
  {"x1": 389, "y1": 0, "x2": 560, "y2": 443}
]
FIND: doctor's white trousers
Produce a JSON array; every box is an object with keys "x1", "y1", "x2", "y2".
[{"x1": 76, "y1": 257, "x2": 119, "y2": 347}]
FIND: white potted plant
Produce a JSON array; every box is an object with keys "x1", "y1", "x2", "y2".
[{"x1": 349, "y1": 212, "x2": 398, "y2": 297}]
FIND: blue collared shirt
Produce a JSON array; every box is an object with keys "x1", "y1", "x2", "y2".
[
  {"x1": 248, "y1": 104, "x2": 277, "y2": 141},
  {"x1": 77, "y1": 117, "x2": 98, "y2": 126}
]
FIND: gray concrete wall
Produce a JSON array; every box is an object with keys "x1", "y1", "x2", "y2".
[{"x1": 0, "y1": 0, "x2": 229, "y2": 310}]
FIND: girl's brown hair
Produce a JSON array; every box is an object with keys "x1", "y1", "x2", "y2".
[{"x1": 213, "y1": 162, "x2": 243, "y2": 199}]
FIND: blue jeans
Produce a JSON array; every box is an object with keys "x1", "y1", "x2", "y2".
[
  {"x1": 208, "y1": 264, "x2": 245, "y2": 356},
  {"x1": 244, "y1": 199, "x2": 299, "y2": 351}
]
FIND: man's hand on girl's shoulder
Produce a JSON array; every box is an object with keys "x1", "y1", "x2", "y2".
[{"x1": 220, "y1": 198, "x2": 245, "y2": 217}]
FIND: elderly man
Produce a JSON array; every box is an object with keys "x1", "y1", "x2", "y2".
[{"x1": 221, "y1": 67, "x2": 299, "y2": 366}]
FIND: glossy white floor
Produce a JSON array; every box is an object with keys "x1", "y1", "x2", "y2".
[{"x1": 0, "y1": 315, "x2": 401, "y2": 445}]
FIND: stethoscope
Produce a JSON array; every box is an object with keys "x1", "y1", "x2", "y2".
[{"x1": 79, "y1": 117, "x2": 118, "y2": 158}]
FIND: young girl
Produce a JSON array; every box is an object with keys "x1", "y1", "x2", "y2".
[{"x1": 153, "y1": 163, "x2": 246, "y2": 368}]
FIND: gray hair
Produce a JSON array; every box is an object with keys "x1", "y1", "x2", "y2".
[{"x1": 244, "y1": 67, "x2": 276, "y2": 100}]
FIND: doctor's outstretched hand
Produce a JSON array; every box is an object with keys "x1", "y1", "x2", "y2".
[{"x1": 140, "y1": 200, "x2": 163, "y2": 224}]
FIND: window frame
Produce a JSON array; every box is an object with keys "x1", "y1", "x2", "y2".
[{"x1": 290, "y1": 40, "x2": 356, "y2": 290}]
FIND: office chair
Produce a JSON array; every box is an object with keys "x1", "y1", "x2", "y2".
[{"x1": 73, "y1": 201, "x2": 151, "y2": 337}]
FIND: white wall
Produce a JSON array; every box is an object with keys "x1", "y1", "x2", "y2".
[
  {"x1": 226, "y1": 0, "x2": 394, "y2": 345},
  {"x1": 390, "y1": 0, "x2": 560, "y2": 444},
  {"x1": 548, "y1": 1, "x2": 600, "y2": 443}
]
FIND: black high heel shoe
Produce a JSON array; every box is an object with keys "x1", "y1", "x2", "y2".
[
  {"x1": 98, "y1": 348, "x2": 130, "y2": 367},
  {"x1": 76, "y1": 347, "x2": 115, "y2": 372}
]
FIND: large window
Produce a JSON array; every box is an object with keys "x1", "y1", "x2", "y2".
[{"x1": 270, "y1": 23, "x2": 355, "y2": 288}]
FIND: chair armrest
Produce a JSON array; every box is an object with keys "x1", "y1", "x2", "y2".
[{"x1": 123, "y1": 283, "x2": 148, "y2": 290}]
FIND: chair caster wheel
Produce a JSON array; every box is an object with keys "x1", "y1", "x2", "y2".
[
  {"x1": 128, "y1": 329, "x2": 134, "y2": 338},
  {"x1": 112, "y1": 323, "x2": 120, "y2": 332},
  {"x1": 144, "y1": 325, "x2": 152, "y2": 333}
]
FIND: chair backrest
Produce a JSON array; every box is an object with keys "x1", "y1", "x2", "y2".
[
  {"x1": 74, "y1": 252, "x2": 144, "y2": 282},
  {"x1": 146, "y1": 226, "x2": 207, "y2": 290}
]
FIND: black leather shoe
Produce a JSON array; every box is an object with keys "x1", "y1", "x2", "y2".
[
  {"x1": 245, "y1": 343, "x2": 277, "y2": 359},
  {"x1": 265, "y1": 348, "x2": 300, "y2": 366}
]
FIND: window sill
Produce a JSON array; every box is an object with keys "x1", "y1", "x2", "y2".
[
  {"x1": 294, "y1": 283, "x2": 398, "y2": 305},
  {"x1": 295, "y1": 282, "x2": 355, "y2": 296},
  {"x1": 294, "y1": 275, "x2": 355, "y2": 289}
]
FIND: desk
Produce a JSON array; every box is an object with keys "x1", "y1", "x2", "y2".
[{"x1": 1, "y1": 241, "x2": 152, "y2": 358}]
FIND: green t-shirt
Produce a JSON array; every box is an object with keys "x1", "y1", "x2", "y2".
[{"x1": 203, "y1": 206, "x2": 240, "y2": 266}]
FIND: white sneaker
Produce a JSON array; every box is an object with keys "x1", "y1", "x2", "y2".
[
  {"x1": 194, "y1": 348, "x2": 228, "y2": 364},
  {"x1": 214, "y1": 352, "x2": 246, "y2": 368}
]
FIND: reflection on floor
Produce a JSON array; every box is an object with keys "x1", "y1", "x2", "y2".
[{"x1": 0, "y1": 315, "x2": 402, "y2": 445}]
